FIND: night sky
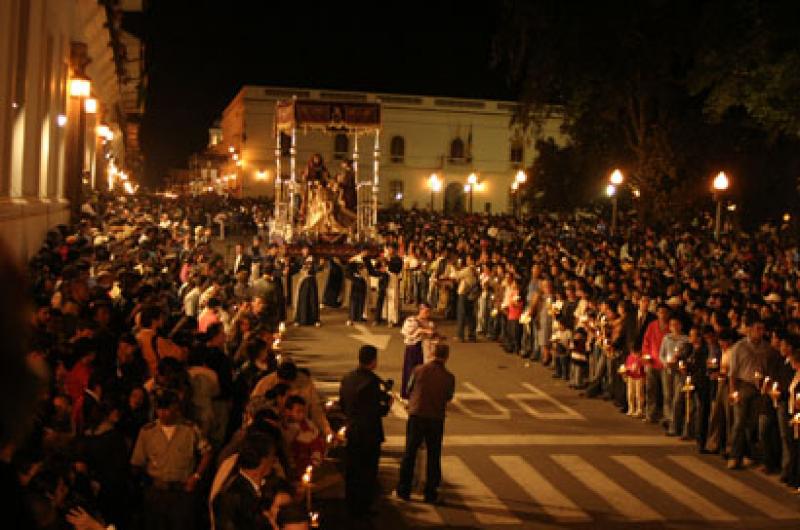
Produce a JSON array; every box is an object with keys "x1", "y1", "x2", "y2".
[{"x1": 140, "y1": 1, "x2": 511, "y2": 186}]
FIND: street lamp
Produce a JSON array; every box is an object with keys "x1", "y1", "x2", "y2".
[
  {"x1": 606, "y1": 169, "x2": 624, "y2": 235},
  {"x1": 428, "y1": 173, "x2": 442, "y2": 211},
  {"x1": 712, "y1": 171, "x2": 729, "y2": 240},
  {"x1": 466, "y1": 172, "x2": 478, "y2": 213},
  {"x1": 515, "y1": 169, "x2": 527, "y2": 185},
  {"x1": 606, "y1": 183, "x2": 618, "y2": 235}
]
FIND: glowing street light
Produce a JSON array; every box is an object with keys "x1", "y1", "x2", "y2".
[
  {"x1": 606, "y1": 184, "x2": 617, "y2": 197},
  {"x1": 84, "y1": 97, "x2": 98, "y2": 114},
  {"x1": 428, "y1": 173, "x2": 442, "y2": 211},
  {"x1": 68, "y1": 77, "x2": 91, "y2": 98},
  {"x1": 515, "y1": 169, "x2": 527, "y2": 184},
  {"x1": 713, "y1": 171, "x2": 730, "y2": 240},
  {"x1": 610, "y1": 168, "x2": 624, "y2": 186},
  {"x1": 713, "y1": 171, "x2": 729, "y2": 192}
]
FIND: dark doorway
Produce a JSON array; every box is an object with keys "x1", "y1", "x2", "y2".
[{"x1": 444, "y1": 182, "x2": 465, "y2": 215}]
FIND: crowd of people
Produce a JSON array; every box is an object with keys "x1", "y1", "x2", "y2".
[
  {"x1": 3, "y1": 186, "x2": 800, "y2": 530},
  {"x1": 384, "y1": 208, "x2": 800, "y2": 494},
  {"x1": 7, "y1": 193, "x2": 348, "y2": 530}
]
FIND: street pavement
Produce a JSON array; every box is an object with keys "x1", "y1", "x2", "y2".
[{"x1": 280, "y1": 305, "x2": 800, "y2": 530}]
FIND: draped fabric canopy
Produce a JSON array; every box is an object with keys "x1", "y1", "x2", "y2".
[{"x1": 276, "y1": 99, "x2": 382, "y2": 133}]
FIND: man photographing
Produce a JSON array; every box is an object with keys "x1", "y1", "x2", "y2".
[{"x1": 339, "y1": 345, "x2": 392, "y2": 518}]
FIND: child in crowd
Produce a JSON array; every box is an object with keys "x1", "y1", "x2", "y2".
[
  {"x1": 551, "y1": 315, "x2": 572, "y2": 380},
  {"x1": 625, "y1": 350, "x2": 645, "y2": 417},
  {"x1": 569, "y1": 327, "x2": 589, "y2": 389},
  {"x1": 282, "y1": 395, "x2": 325, "y2": 480}
]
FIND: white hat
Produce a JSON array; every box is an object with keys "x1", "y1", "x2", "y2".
[{"x1": 764, "y1": 293, "x2": 782, "y2": 304}]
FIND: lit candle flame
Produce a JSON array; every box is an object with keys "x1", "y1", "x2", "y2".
[{"x1": 325, "y1": 399, "x2": 335, "y2": 409}]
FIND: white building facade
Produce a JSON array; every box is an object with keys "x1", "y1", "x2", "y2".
[
  {"x1": 216, "y1": 86, "x2": 565, "y2": 214},
  {"x1": 0, "y1": 0, "x2": 145, "y2": 262}
]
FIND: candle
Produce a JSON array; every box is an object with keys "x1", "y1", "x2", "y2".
[
  {"x1": 337, "y1": 426, "x2": 347, "y2": 441},
  {"x1": 324, "y1": 399, "x2": 335, "y2": 410},
  {"x1": 303, "y1": 465, "x2": 313, "y2": 511},
  {"x1": 279, "y1": 322, "x2": 286, "y2": 334},
  {"x1": 309, "y1": 511, "x2": 320, "y2": 528},
  {"x1": 771, "y1": 382, "x2": 780, "y2": 408}
]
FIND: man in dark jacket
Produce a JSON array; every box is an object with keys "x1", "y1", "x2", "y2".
[
  {"x1": 396, "y1": 343, "x2": 455, "y2": 504},
  {"x1": 339, "y1": 345, "x2": 392, "y2": 518},
  {"x1": 213, "y1": 433, "x2": 275, "y2": 530}
]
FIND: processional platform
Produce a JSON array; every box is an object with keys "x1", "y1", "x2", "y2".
[{"x1": 271, "y1": 98, "x2": 382, "y2": 245}]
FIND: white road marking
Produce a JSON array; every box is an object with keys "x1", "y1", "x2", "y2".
[
  {"x1": 451, "y1": 382, "x2": 511, "y2": 420},
  {"x1": 669, "y1": 455, "x2": 800, "y2": 520},
  {"x1": 383, "y1": 434, "x2": 685, "y2": 449},
  {"x1": 442, "y1": 455, "x2": 521, "y2": 525},
  {"x1": 507, "y1": 382, "x2": 585, "y2": 420},
  {"x1": 380, "y1": 458, "x2": 444, "y2": 526},
  {"x1": 349, "y1": 323, "x2": 392, "y2": 350},
  {"x1": 551, "y1": 454, "x2": 664, "y2": 522},
  {"x1": 492, "y1": 455, "x2": 591, "y2": 522},
  {"x1": 612, "y1": 455, "x2": 737, "y2": 522}
]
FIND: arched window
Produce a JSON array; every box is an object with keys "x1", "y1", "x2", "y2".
[
  {"x1": 390, "y1": 136, "x2": 405, "y2": 163},
  {"x1": 510, "y1": 143, "x2": 524, "y2": 166},
  {"x1": 333, "y1": 134, "x2": 349, "y2": 160},
  {"x1": 449, "y1": 137, "x2": 465, "y2": 161}
]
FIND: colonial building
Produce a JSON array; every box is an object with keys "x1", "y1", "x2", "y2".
[
  {"x1": 211, "y1": 85, "x2": 565, "y2": 214},
  {"x1": 0, "y1": 0, "x2": 146, "y2": 262}
]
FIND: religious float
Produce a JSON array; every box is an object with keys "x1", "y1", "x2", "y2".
[{"x1": 271, "y1": 97, "x2": 382, "y2": 258}]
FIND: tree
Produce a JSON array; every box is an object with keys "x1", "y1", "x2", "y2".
[{"x1": 494, "y1": 1, "x2": 706, "y2": 219}]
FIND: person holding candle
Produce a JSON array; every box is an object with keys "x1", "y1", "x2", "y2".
[
  {"x1": 338, "y1": 345, "x2": 392, "y2": 518},
  {"x1": 659, "y1": 315, "x2": 689, "y2": 433},
  {"x1": 641, "y1": 304, "x2": 670, "y2": 423},
  {"x1": 728, "y1": 316, "x2": 775, "y2": 470},
  {"x1": 705, "y1": 329, "x2": 736, "y2": 456},
  {"x1": 772, "y1": 333, "x2": 799, "y2": 483},
  {"x1": 786, "y1": 346, "x2": 800, "y2": 492}
]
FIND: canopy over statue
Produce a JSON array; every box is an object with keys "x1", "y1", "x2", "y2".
[{"x1": 272, "y1": 98, "x2": 382, "y2": 244}]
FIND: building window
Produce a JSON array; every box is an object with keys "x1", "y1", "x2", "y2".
[
  {"x1": 279, "y1": 132, "x2": 291, "y2": 157},
  {"x1": 333, "y1": 133, "x2": 349, "y2": 159},
  {"x1": 510, "y1": 143, "x2": 524, "y2": 166},
  {"x1": 390, "y1": 136, "x2": 405, "y2": 163},
  {"x1": 389, "y1": 179, "x2": 404, "y2": 203},
  {"x1": 449, "y1": 137, "x2": 465, "y2": 162}
]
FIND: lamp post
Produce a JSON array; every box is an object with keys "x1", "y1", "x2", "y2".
[
  {"x1": 606, "y1": 183, "x2": 617, "y2": 233},
  {"x1": 466, "y1": 172, "x2": 478, "y2": 213},
  {"x1": 66, "y1": 43, "x2": 91, "y2": 222},
  {"x1": 712, "y1": 171, "x2": 729, "y2": 240},
  {"x1": 608, "y1": 169, "x2": 623, "y2": 235},
  {"x1": 428, "y1": 173, "x2": 442, "y2": 211},
  {"x1": 513, "y1": 170, "x2": 527, "y2": 219}
]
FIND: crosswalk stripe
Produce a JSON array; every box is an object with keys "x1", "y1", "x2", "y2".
[
  {"x1": 668, "y1": 456, "x2": 800, "y2": 520},
  {"x1": 443, "y1": 455, "x2": 521, "y2": 525},
  {"x1": 380, "y1": 458, "x2": 444, "y2": 526},
  {"x1": 491, "y1": 455, "x2": 591, "y2": 523},
  {"x1": 612, "y1": 455, "x2": 737, "y2": 522},
  {"x1": 382, "y1": 434, "x2": 685, "y2": 448},
  {"x1": 551, "y1": 455, "x2": 664, "y2": 522}
]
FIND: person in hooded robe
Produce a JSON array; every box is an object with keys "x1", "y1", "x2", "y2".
[
  {"x1": 383, "y1": 244, "x2": 404, "y2": 327},
  {"x1": 322, "y1": 257, "x2": 344, "y2": 308},
  {"x1": 345, "y1": 256, "x2": 369, "y2": 326},
  {"x1": 293, "y1": 257, "x2": 321, "y2": 327}
]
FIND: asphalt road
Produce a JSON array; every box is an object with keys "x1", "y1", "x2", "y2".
[{"x1": 280, "y1": 305, "x2": 800, "y2": 530}]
